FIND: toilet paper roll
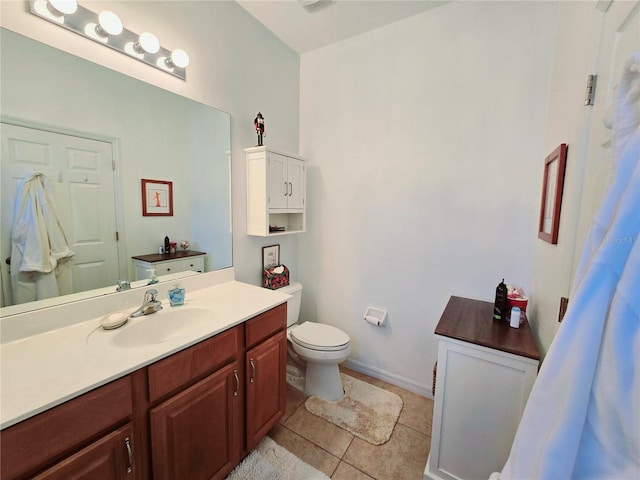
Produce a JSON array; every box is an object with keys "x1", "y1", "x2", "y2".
[{"x1": 364, "y1": 315, "x2": 381, "y2": 326}]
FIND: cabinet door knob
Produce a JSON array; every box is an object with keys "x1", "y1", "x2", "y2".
[
  {"x1": 249, "y1": 359, "x2": 256, "y2": 383},
  {"x1": 124, "y1": 436, "x2": 133, "y2": 474}
]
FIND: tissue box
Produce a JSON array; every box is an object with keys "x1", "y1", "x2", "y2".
[{"x1": 263, "y1": 264, "x2": 289, "y2": 290}]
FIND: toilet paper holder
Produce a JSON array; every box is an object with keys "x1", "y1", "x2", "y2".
[{"x1": 364, "y1": 306, "x2": 387, "y2": 326}]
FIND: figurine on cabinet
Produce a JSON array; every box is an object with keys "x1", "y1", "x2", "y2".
[{"x1": 254, "y1": 112, "x2": 265, "y2": 146}]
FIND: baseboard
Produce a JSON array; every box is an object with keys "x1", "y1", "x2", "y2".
[{"x1": 343, "y1": 358, "x2": 433, "y2": 399}]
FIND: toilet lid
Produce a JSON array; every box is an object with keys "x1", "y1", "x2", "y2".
[{"x1": 290, "y1": 322, "x2": 350, "y2": 351}]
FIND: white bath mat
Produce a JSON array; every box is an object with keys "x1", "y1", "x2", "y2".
[
  {"x1": 305, "y1": 374, "x2": 403, "y2": 445},
  {"x1": 225, "y1": 436, "x2": 330, "y2": 480}
]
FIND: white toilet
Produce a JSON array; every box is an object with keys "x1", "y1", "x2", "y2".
[{"x1": 279, "y1": 282, "x2": 351, "y2": 401}]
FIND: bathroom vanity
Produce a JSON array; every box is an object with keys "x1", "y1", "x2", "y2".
[
  {"x1": 0, "y1": 274, "x2": 288, "y2": 480},
  {"x1": 131, "y1": 250, "x2": 206, "y2": 280},
  {"x1": 426, "y1": 296, "x2": 540, "y2": 480}
]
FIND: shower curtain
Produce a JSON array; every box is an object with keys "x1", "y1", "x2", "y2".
[
  {"x1": 10, "y1": 173, "x2": 74, "y2": 304},
  {"x1": 495, "y1": 53, "x2": 640, "y2": 480}
]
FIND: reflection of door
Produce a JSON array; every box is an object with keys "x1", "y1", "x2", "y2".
[
  {"x1": 0, "y1": 123, "x2": 120, "y2": 306},
  {"x1": 570, "y1": 1, "x2": 640, "y2": 287}
]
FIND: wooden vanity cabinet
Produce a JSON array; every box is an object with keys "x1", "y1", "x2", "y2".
[
  {"x1": 1, "y1": 304, "x2": 288, "y2": 480},
  {"x1": 244, "y1": 303, "x2": 287, "y2": 450},
  {"x1": 147, "y1": 325, "x2": 243, "y2": 480},
  {"x1": 31, "y1": 423, "x2": 136, "y2": 480},
  {"x1": 0, "y1": 376, "x2": 136, "y2": 480}
]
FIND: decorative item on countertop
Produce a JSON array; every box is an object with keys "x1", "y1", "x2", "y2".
[
  {"x1": 180, "y1": 239, "x2": 190, "y2": 251},
  {"x1": 164, "y1": 235, "x2": 170, "y2": 254},
  {"x1": 509, "y1": 307, "x2": 522, "y2": 328},
  {"x1": 169, "y1": 242, "x2": 177, "y2": 254},
  {"x1": 493, "y1": 278, "x2": 509, "y2": 321},
  {"x1": 507, "y1": 284, "x2": 529, "y2": 314},
  {"x1": 147, "y1": 268, "x2": 159, "y2": 285},
  {"x1": 263, "y1": 264, "x2": 289, "y2": 290},
  {"x1": 254, "y1": 111, "x2": 265, "y2": 146},
  {"x1": 169, "y1": 283, "x2": 185, "y2": 306}
]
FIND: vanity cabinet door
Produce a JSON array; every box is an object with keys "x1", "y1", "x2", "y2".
[
  {"x1": 245, "y1": 330, "x2": 287, "y2": 450},
  {"x1": 32, "y1": 424, "x2": 136, "y2": 480},
  {"x1": 150, "y1": 362, "x2": 241, "y2": 480}
]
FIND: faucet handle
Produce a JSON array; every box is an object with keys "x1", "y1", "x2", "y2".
[
  {"x1": 116, "y1": 279, "x2": 131, "y2": 291},
  {"x1": 144, "y1": 289, "x2": 159, "y2": 302}
]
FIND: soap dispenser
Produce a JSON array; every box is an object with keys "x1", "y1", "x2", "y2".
[{"x1": 169, "y1": 283, "x2": 185, "y2": 306}]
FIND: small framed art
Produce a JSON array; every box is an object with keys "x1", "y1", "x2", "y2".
[
  {"x1": 142, "y1": 179, "x2": 173, "y2": 217},
  {"x1": 262, "y1": 244, "x2": 280, "y2": 269},
  {"x1": 538, "y1": 144, "x2": 568, "y2": 244}
]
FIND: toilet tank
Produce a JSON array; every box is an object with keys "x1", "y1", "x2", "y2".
[{"x1": 277, "y1": 282, "x2": 302, "y2": 328}]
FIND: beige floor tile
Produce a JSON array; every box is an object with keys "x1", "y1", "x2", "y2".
[
  {"x1": 340, "y1": 366, "x2": 385, "y2": 388},
  {"x1": 284, "y1": 404, "x2": 354, "y2": 458},
  {"x1": 331, "y1": 461, "x2": 375, "y2": 480},
  {"x1": 383, "y1": 384, "x2": 434, "y2": 436},
  {"x1": 281, "y1": 384, "x2": 308, "y2": 424},
  {"x1": 268, "y1": 425, "x2": 340, "y2": 478},
  {"x1": 343, "y1": 423, "x2": 430, "y2": 480}
]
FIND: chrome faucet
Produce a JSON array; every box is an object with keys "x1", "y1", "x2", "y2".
[
  {"x1": 116, "y1": 279, "x2": 131, "y2": 292},
  {"x1": 129, "y1": 289, "x2": 163, "y2": 318}
]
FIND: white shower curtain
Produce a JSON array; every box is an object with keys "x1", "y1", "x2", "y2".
[{"x1": 496, "y1": 53, "x2": 640, "y2": 480}]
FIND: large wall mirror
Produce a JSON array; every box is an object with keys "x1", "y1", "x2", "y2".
[{"x1": 0, "y1": 28, "x2": 232, "y2": 315}]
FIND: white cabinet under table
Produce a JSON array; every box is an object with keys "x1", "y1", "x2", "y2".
[
  {"x1": 245, "y1": 146, "x2": 306, "y2": 236},
  {"x1": 131, "y1": 250, "x2": 206, "y2": 280},
  {"x1": 426, "y1": 296, "x2": 540, "y2": 480}
]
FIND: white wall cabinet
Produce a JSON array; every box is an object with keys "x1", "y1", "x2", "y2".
[
  {"x1": 425, "y1": 296, "x2": 540, "y2": 480},
  {"x1": 246, "y1": 146, "x2": 306, "y2": 236},
  {"x1": 131, "y1": 251, "x2": 206, "y2": 280}
]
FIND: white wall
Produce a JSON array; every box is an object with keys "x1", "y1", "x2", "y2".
[
  {"x1": 529, "y1": 1, "x2": 601, "y2": 355},
  {"x1": 299, "y1": 1, "x2": 558, "y2": 395},
  {"x1": 0, "y1": 0, "x2": 301, "y2": 287}
]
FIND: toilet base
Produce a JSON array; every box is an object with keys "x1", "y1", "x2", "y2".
[
  {"x1": 304, "y1": 363, "x2": 345, "y2": 401},
  {"x1": 286, "y1": 364, "x2": 305, "y2": 392}
]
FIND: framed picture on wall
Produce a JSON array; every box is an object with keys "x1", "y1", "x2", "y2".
[
  {"x1": 262, "y1": 244, "x2": 280, "y2": 269},
  {"x1": 538, "y1": 144, "x2": 568, "y2": 244},
  {"x1": 142, "y1": 179, "x2": 173, "y2": 216}
]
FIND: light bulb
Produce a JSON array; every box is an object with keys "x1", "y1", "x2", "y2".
[
  {"x1": 96, "y1": 11, "x2": 123, "y2": 37},
  {"x1": 137, "y1": 32, "x2": 160, "y2": 54},
  {"x1": 168, "y1": 49, "x2": 189, "y2": 68},
  {"x1": 47, "y1": 0, "x2": 77, "y2": 15}
]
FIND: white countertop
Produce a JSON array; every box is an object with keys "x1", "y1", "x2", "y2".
[{"x1": 1, "y1": 279, "x2": 289, "y2": 429}]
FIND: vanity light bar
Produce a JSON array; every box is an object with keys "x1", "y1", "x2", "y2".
[{"x1": 29, "y1": 0, "x2": 189, "y2": 80}]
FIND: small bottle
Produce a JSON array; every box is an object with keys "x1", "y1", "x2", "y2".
[
  {"x1": 164, "y1": 235, "x2": 170, "y2": 254},
  {"x1": 147, "y1": 268, "x2": 159, "y2": 285},
  {"x1": 169, "y1": 283, "x2": 185, "y2": 307},
  {"x1": 510, "y1": 307, "x2": 521, "y2": 328},
  {"x1": 493, "y1": 279, "x2": 508, "y2": 321}
]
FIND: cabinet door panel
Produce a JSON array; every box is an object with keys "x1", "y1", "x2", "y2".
[
  {"x1": 246, "y1": 331, "x2": 287, "y2": 450},
  {"x1": 267, "y1": 153, "x2": 288, "y2": 209},
  {"x1": 287, "y1": 158, "x2": 305, "y2": 209},
  {"x1": 150, "y1": 363, "x2": 239, "y2": 480},
  {"x1": 32, "y1": 424, "x2": 135, "y2": 480}
]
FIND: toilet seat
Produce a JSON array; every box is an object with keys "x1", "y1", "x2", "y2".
[{"x1": 290, "y1": 322, "x2": 350, "y2": 352}]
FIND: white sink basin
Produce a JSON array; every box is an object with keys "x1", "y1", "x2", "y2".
[{"x1": 87, "y1": 304, "x2": 216, "y2": 348}]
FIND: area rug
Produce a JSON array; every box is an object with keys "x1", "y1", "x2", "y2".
[
  {"x1": 225, "y1": 436, "x2": 330, "y2": 480},
  {"x1": 305, "y1": 373, "x2": 403, "y2": 445}
]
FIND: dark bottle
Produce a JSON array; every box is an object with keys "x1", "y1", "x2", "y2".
[
  {"x1": 493, "y1": 279, "x2": 508, "y2": 321},
  {"x1": 164, "y1": 235, "x2": 170, "y2": 254}
]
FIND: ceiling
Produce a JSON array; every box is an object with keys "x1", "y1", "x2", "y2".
[{"x1": 235, "y1": 0, "x2": 450, "y2": 54}]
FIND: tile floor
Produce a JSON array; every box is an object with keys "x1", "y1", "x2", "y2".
[{"x1": 267, "y1": 366, "x2": 434, "y2": 480}]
